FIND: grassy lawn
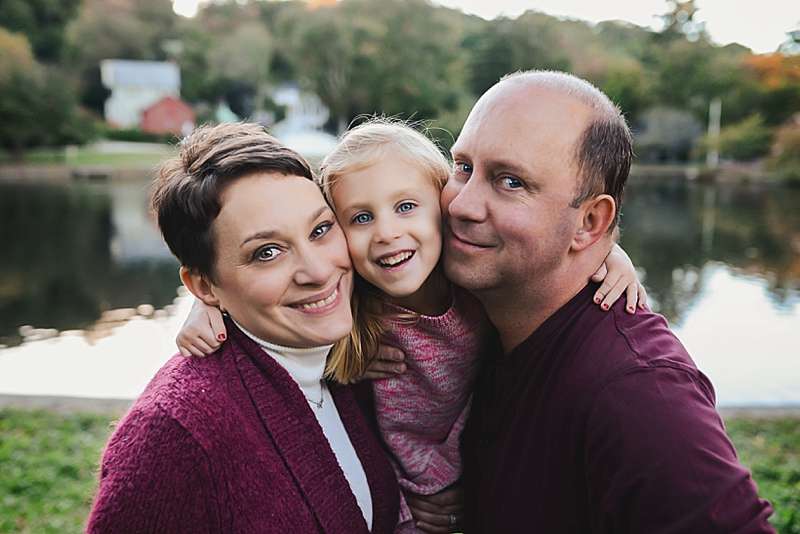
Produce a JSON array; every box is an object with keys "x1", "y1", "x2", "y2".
[
  {"x1": 0, "y1": 146, "x2": 173, "y2": 167},
  {"x1": 0, "y1": 408, "x2": 797, "y2": 533}
]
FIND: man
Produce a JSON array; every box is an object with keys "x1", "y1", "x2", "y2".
[{"x1": 443, "y1": 71, "x2": 774, "y2": 532}]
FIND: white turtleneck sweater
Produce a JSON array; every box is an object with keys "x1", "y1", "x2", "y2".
[{"x1": 234, "y1": 321, "x2": 373, "y2": 529}]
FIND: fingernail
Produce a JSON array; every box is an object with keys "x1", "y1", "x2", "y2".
[
  {"x1": 217, "y1": 333, "x2": 226, "y2": 342},
  {"x1": 395, "y1": 364, "x2": 406, "y2": 373},
  {"x1": 602, "y1": 303, "x2": 609, "y2": 310},
  {"x1": 628, "y1": 306, "x2": 634, "y2": 313},
  {"x1": 594, "y1": 296, "x2": 601, "y2": 303}
]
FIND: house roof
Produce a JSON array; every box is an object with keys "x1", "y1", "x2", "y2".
[{"x1": 100, "y1": 60, "x2": 180, "y2": 91}]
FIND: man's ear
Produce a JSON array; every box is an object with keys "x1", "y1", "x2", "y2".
[
  {"x1": 572, "y1": 194, "x2": 616, "y2": 252},
  {"x1": 179, "y1": 266, "x2": 221, "y2": 308}
]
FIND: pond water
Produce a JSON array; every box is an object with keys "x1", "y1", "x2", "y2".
[{"x1": 0, "y1": 176, "x2": 798, "y2": 405}]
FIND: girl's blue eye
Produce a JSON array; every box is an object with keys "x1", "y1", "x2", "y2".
[
  {"x1": 254, "y1": 246, "x2": 281, "y2": 262},
  {"x1": 310, "y1": 221, "x2": 333, "y2": 239},
  {"x1": 501, "y1": 176, "x2": 524, "y2": 189},
  {"x1": 352, "y1": 212, "x2": 373, "y2": 225},
  {"x1": 397, "y1": 202, "x2": 416, "y2": 213}
]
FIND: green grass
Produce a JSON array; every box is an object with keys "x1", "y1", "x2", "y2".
[
  {"x1": 0, "y1": 409, "x2": 115, "y2": 533},
  {"x1": 727, "y1": 418, "x2": 800, "y2": 533},
  {"x1": 0, "y1": 408, "x2": 797, "y2": 533},
  {"x1": 0, "y1": 147, "x2": 172, "y2": 167}
]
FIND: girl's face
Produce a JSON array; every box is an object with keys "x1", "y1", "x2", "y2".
[{"x1": 331, "y1": 157, "x2": 443, "y2": 299}]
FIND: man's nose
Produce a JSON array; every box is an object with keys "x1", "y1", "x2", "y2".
[{"x1": 447, "y1": 174, "x2": 488, "y2": 222}]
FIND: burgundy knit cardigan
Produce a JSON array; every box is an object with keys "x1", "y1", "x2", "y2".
[{"x1": 87, "y1": 319, "x2": 399, "y2": 533}]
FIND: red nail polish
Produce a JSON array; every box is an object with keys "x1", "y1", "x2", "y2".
[
  {"x1": 602, "y1": 303, "x2": 609, "y2": 310},
  {"x1": 217, "y1": 333, "x2": 226, "y2": 342}
]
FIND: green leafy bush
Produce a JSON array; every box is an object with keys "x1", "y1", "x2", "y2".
[
  {"x1": 717, "y1": 114, "x2": 774, "y2": 161},
  {"x1": 768, "y1": 121, "x2": 800, "y2": 185}
]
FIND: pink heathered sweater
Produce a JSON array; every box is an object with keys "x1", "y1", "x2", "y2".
[{"x1": 373, "y1": 288, "x2": 489, "y2": 532}]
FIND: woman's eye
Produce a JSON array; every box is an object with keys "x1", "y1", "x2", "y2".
[
  {"x1": 254, "y1": 246, "x2": 282, "y2": 262},
  {"x1": 500, "y1": 176, "x2": 524, "y2": 189},
  {"x1": 310, "y1": 221, "x2": 333, "y2": 240},
  {"x1": 397, "y1": 202, "x2": 416, "y2": 213},
  {"x1": 352, "y1": 212, "x2": 373, "y2": 225}
]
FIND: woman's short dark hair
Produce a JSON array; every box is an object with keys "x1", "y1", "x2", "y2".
[{"x1": 151, "y1": 122, "x2": 313, "y2": 280}]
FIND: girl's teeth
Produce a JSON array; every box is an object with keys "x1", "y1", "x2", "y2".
[
  {"x1": 379, "y1": 251, "x2": 413, "y2": 267},
  {"x1": 299, "y1": 288, "x2": 338, "y2": 310}
]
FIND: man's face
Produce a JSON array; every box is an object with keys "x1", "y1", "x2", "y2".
[{"x1": 441, "y1": 84, "x2": 593, "y2": 295}]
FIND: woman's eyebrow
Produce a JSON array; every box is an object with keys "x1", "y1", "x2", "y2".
[
  {"x1": 241, "y1": 229, "x2": 278, "y2": 248},
  {"x1": 240, "y1": 206, "x2": 331, "y2": 247}
]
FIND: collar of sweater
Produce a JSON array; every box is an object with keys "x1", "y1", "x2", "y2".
[{"x1": 232, "y1": 319, "x2": 332, "y2": 395}]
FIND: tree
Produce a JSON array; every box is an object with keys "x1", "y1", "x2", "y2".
[
  {"x1": 0, "y1": 28, "x2": 93, "y2": 158},
  {"x1": 466, "y1": 12, "x2": 571, "y2": 96},
  {"x1": 206, "y1": 22, "x2": 273, "y2": 116},
  {"x1": 64, "y1": 0, "x2": 177, "y2": 113},
  {"x1": 0, "y1": 0, "x2": 81, "y2": 62},
  {"x1": 283, "y1": 0, "x2": 465, "y2": 132}
]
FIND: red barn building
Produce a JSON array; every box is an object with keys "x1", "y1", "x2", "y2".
[{"x1": 141, "y1": 96, "x2": 195, "y2": 136}]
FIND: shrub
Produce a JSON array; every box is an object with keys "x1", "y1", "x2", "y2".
[
  {"x1": 717, "y1": 114, "x2": 773, "y2": 161},
  {"x1": 768, "y1": 120, "x2": 800, "y2": 185}
]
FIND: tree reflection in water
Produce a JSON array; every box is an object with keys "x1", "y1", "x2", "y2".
[
  {"x1": 621, "y1": 179, "x2": 800, "y2": 324},
  {"x1": 0, "y1": 178, "x2": 798, "y2": 346},
  {"x1": 0, "y1": 181, "x2": 179, "y2": 346}
]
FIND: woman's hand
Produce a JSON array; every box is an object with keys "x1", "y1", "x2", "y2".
[
  {"x1": 351, "y1": 344, "x2": 406, "y2": 382},
  {"x1": 406, "y1": 484, "x2": 464, "y2": 533},
  {"x1": 590, "y1": 243, "x2": 647, "y2": 314},
  {"x1": 176, "y1": 299, "x2": 227, "y2": 357}
]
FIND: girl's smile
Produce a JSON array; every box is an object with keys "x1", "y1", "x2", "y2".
[{"x1": 331, "y1": 157, "x2": 443, "y2": 305}]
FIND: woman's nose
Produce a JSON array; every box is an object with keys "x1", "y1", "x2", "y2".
[{"x1": 294, "y1": 245, "x2": 335, "y2": 286}]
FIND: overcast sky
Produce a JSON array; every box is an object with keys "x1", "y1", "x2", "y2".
[
  {"x1": 435, "y1": 0, "x2": 798, "y2": 53},
  {"x1": 172, "y1": 0, "x2": 799, "y2": 54}
]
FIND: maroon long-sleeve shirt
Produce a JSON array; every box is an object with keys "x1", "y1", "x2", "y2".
[{"x1": 461, "y1": 282, "x2": 774, "y2": 533}]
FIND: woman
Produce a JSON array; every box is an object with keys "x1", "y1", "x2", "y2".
[{"x1": 87, "y1": 123, "x2": 399, "y2": 533}]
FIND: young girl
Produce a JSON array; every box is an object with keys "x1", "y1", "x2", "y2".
[{"x1": 177, "y1": 119, "x2": 645, "y2": 532}]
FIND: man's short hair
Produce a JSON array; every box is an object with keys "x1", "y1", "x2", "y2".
[
  {"x1": 151, "y1": 122, "x2": 313, "y2": 280},
  {"x1": 501, "y1": 70, "x2": 633, "y2": 230}
]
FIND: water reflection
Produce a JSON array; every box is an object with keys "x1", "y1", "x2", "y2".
[
  {"x1": 0, "y1": 177, "x2": 797, "y2": 404},
  {"x1": 621, "y1": 179, "x2": 800, "y2": 323},
  {"x1": 0, "y1": 181, "x2": 179, "y2": 346}
]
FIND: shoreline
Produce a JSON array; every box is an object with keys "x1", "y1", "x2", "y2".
[{"x1": 1, "y1": 393, "x2": 798, "y2": 419}]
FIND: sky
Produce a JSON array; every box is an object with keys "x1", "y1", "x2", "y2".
[{"x1": 171, "y1": 0, "x2": 799, "y2": 54}]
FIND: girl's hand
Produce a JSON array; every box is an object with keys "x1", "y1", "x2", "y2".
[
  {"x1": 590, "y1": 243, "x2": 647, "y2": 314},
  {"x1": 176, "y1": 299, "x2": 227, "y2": 357}
]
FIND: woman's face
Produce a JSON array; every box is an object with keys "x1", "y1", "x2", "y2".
[{"x1": 206, "y1": 172, "x2": 354, "y2": 348}]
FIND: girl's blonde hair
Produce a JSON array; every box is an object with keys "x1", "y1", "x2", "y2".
[{"x1": 319, "y1": 118, "x2": 451, "y2": 383}]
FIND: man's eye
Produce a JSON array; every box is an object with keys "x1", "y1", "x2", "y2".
[
  {"x1": 455, "y1": 162, "x2": 473, "y2": 174},
  {"x1": 501, "y1": 176, "x2": 524, "y2": 189},
  {"x1": 310, "y1": 222, "x2": 333, "y2": 239},
  {"x1": 254, "y1": 246, "x2": 282, "y2": 262},
  {"x1": 397, "y1": 202, "x2": 416, "y2": 213},
  {"x1": 352, "y1": 212, "x2": 373, "y2": 225}
]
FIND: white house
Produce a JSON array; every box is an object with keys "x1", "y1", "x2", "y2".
[
  {"x1": 101, "y1": 60, "x2": 181, "y2": 128},
  {"x1": 270, "y1": 83, "x2": 338, "y2": 159}
]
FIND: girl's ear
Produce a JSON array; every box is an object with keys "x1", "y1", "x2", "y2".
[
  {"x1": 571, "y1": 194, "x2": 616, "y2": 252},
  {"x1": 179, "y1": 266, "x2": 221, "y2": 308}
]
